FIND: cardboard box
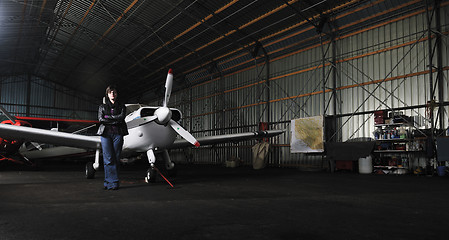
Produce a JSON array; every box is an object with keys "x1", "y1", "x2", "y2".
[{"x1": 374, "y1": 110, "x2": 387, "y2": 124}]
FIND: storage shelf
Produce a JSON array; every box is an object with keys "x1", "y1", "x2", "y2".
[
  {"x1": 374, "y1": 150, "x2": 422, "y2": 153},
  {"x1": 374, "y1": 166, "x2": 407, "y2": 169},
  {"x1": 374, "y1": 122, "x2": 412, "y2": 127},
  {"x1": 373, "y1": 112, "x2": 422, "y2": 174},
  {"x1": 375, "y1": 138, "x2": 412, "y2": 142}
]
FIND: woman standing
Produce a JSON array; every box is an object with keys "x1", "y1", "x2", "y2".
[{"x1": 97, "y1": 85, "x2": 128, "y2": 190}]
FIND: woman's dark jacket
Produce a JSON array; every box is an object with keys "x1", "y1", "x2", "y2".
[{"x1": 97, "y1": 100, "x2": 129, "y2": 136}]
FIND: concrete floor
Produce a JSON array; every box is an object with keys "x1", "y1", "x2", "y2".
[{"x1": 0, "y1": 161, "x2": 448, "y2": 240}]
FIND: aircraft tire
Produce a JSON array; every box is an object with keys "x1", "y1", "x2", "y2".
[
  {"x1": 85, "y1": 162, "x2": 96, "y2": 179},
  {"x1": 167, "y1": 162, "x2": 177, "y2": 177},
  {"x1": 145, "y1": 168, "x2": 157, "y2": 183}
]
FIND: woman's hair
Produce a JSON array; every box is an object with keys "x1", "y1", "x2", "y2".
[{"x1": 105, "y1": 85, "x2": 118, "y2": 96}]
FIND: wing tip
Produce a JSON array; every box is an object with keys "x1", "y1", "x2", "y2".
[{"x1": 194, "y1": 141, "x2": 200, "y2": 147}]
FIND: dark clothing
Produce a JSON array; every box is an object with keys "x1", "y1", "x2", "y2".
[
  {"x1": 97, "y1": 99, "x2": 128, "y2": 190},
  {"x1": 97, "y1": 100, "x2": 129, "y2": 136}
]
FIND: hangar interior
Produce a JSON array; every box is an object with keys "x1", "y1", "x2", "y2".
[{"x1": 0, "y1": 0, "x2": 448, "y2": 173}]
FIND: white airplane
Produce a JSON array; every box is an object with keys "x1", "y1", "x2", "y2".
[
  {"x1": 0, "y1": 108, "x2": 98, "y2": 165},
  {"x1": 0, "y1": 69, "x2": 284, "y2": 182}
]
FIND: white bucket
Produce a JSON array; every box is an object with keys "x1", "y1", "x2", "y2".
[{"x1": 358, "y1": 156, "x2": 373, "y2": 174}]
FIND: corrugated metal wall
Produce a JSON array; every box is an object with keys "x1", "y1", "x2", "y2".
[
  {"x1": 338, "y1": 12, "x2": 430, "y2": 140},
  {"x1": 0, "y1": 75, "x2": 28, "y2": 115},
  {"x1": 0, "y1": 75, "x2": 98, "y2": 120},
  {"x1": 168, "y1": 1, "x2": 449, "y2": 169}
]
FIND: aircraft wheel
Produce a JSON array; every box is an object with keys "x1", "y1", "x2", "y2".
[
  {"x1": 167, "y1": 162, "x2": 177, "y2": 177},
  {"x1": 85, "y1": 162, "x2": 96, "y2": 179},
  {"x1": 144, "y1": 168, "x2": 157, "y2": 183}
]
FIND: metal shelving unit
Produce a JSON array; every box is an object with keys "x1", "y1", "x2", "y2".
[{"x1": 372, "y1": 116, "x2": 426, "y2": 173}]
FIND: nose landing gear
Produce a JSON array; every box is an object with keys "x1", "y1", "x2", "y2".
[{"x1": 144, "y1": 149, "x2": 175, "y2": 187}]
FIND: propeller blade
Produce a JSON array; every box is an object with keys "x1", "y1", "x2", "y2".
[
  {"x1": 169, "y1": 120, "x2": 200, "y2": 147},
  {"x1": 126, "y1": 116, "x2": 157, "y2": 129},
  {"x1": 163, "y1": 69, "x2": 173, "y2": 107},
  {"x1": 0, "y1": 105, "x2": 17, "y2": 124}
]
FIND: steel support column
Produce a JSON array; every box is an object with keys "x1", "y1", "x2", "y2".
[
  {"x1": 434, "y1": 0, "x2": 445, "y2": 132},
  {"x1": 261, "y1": 46, "x2": 270, "y2": 127},
  {"x1": 316, "y1": 14, "x2": 334, "y2": 142},
  {"x1": 330, "y1": 32, "x2": 339, "y2": 142},
  {"x1": 425, "y1": 0, "x2": 444, "y2": 160},
  {"x1": 26, "y1": 74, "x2": 31, "y2": 117}
]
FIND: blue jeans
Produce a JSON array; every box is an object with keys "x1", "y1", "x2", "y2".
[{"x1": 101, "y1": 133, "x2": 123, "y2": 189}]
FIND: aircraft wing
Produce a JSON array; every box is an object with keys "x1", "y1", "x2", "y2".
[
  {"x1": 0, "y1": 124, "x2": 101, "y2": 149},
  {"x1": 170, "y1": 129, "x2": 284, "y2": 148}
]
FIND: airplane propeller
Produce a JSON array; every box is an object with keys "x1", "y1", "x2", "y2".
[
  {"x1": 163, "y1": 69, "x2": 173, "y2": 108},
  {"x1": 169, "y1": 120, "x2": 200, "y2": 147},
  {"x1": 127, "y1": 69, "x2": 200, "y2": 147},
  {"x1": 163, "y1": 69, "x2": 199, "y2": 146}
]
